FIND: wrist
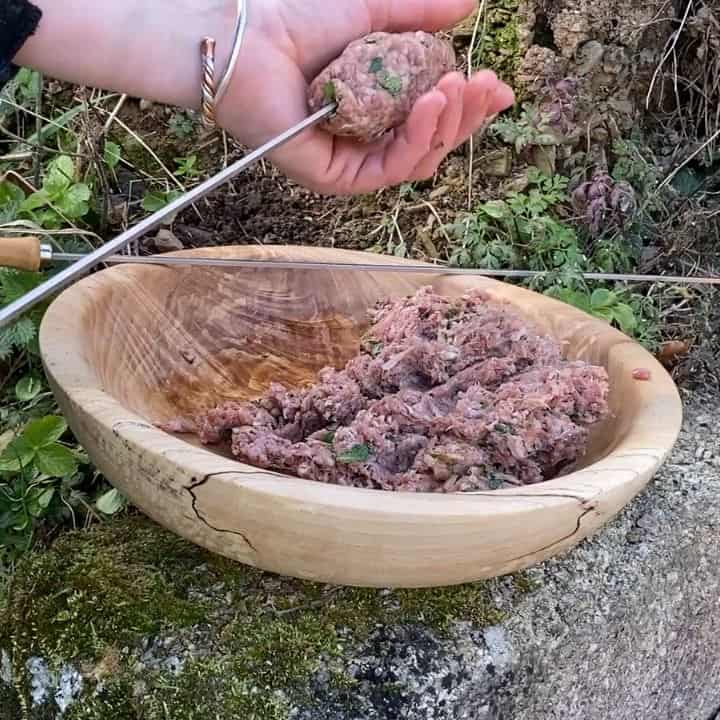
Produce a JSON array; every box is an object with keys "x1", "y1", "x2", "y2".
[{"x1": 13, "y1": 0, "x2": 240, "y2": 111}]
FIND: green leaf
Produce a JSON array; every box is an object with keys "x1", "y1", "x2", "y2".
[
  {"x1": 96, "y1": 487, "x2": 125, "y2": 515},
  {"x1": 0, "y1": 269, "x2": 44, "y2": 304},
  {"x1": 0, "y1": 182, "x2": 26, "y2": 223},
  {"x1": 48, "y1": 155, "x2": 76, "y2": 186},
  {"x1": 104, "y1": 141, "x2": 122, "y2": 169},
  {"x1": 377, "y1": 71, "x2": 403, "y2": 97},
  {"x1": 590, "y1": 288, "x2": 614, "y2": 309},
  {"x1": 337, "y1": 443, "x2": 372, "y2": 464},
  {"x1": 493, "y1": 422, "x2": 515, "y2": 435},
  {"x1": 15, "y1": 375, "x2": 44, "y2": 402},
  {"x1": 612, "y1": 303, "x2": 637, "y2": 333},
  {"x1": 142, "y1": 190, "x2": 182, "y2": 212},
  {"x1": 35, "y1": 443, "x2": 78, "y2": 477},
  {"x1": 24, "y1": 415, "x2": 68, "y2": 448},
  {"x1": 44, "y1": 155, "x2": 75, "y2": 196},
  {"x1": 592, "y1": 307, "x2": 615, "y2": 323},
  {"x1": 56, "y1": 183, "x2": 91, "y2": 219},
  {"x1": 37, "y1": 487, "x2": 56, "y2": 509},
  {"x1": 480, "y1": 200, "x2": 510, "y2": 220},
  {"x1": 20, "y1": 189, "x2": 52, "y2": 213},
  {"x1": 368, "y1": 57, "x2": 384, "y2": 74},
  {"x1": 0, "y1": 329, "x2": 14, "y2": 361},
  {"x1": 9, "y1": 317, "x2": 38, "y2": 349},
  {"x1": 0, "y1": 436, "x2": 36, "y2": 472},
  {"x1": 322, "y1": 81, "x2": 336, "y2": 103}
]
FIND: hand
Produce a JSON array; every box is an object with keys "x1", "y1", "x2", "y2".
[
  {"x1": 15, "y1": 0, "x2": 514, "y2": 197},
  {"x1": 217, "y1": 0, "x2": 515, "y2": 195}
]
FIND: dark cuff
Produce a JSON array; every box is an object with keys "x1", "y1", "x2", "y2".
[{"x1": 0, "y1": 0, "x2": 43, "y2": 90}]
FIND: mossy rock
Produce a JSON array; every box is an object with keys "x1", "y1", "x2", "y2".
[
  {"x1": 454, "y1": 0, "x2": 525, "y2": 83},
  {"x1": 0, "y1": 514, "x2": 534, "y2": 720}
]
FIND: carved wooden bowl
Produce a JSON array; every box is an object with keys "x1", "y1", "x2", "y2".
[{"x1": 39, "y1": 245, "x2": 682, "y2": 588}]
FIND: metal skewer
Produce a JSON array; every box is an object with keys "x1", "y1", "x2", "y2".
[
  {"x1": 0, "y1": 104, "x2": 336, "y2": 330},
  {"x1": 3, "y1": 237, "x2": 720, "y2": 286}
]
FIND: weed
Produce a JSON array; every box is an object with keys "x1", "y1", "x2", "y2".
[
  {"x1": 142, "y1": 189, "x2": 182, "y2": 212},
  {"x1": 173, "y1": 154, "x2": 201, "y2": 179},
  {"x1": 449, "y1": 169, "x2": 578, "y2": 271},
  {"x1": 0, "y1": 414, "x2": 126, "y2": 569},
  {"x1": 0, "y1": 115, "x2": 127, "y2": 574},
  {"x1": 168, "y1": 110, "x2": 196, "y2": 139},
  {"x1": 0, "y1": 269, "x2": 45, "y2": 361},
  {"x1": 492, "y1": 106, "x2": 562, "y2": 154},
  {"x1": 18, "y1": 155, "x2": 91, "y2": 229},
  {"x1": 447, "y1": 169, "x2": 659, "y2": 344}
]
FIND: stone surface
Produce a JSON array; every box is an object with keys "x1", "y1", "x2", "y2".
[{"x1": 1, "y1": 389, "x2": 718, "y2": 720}]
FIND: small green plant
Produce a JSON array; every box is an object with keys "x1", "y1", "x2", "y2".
[
  {"x1": 16, "y1": 68, "x2": 41, "y2": 103},
  {"x1": 103, "y1": 140, "x2": 123, "y2": 171},
  {"x1": 18, "y1": 155, "x2": 91, "y2": 229},
  {"x1": 168, "y1": 110, "x2": 195, "y2": 139},
  {"x1": 448, "y1": 170, "x2": 581, "y2": 272},
  {"x1": 142, "y1": 189, "x2": 182, "y2": 212},
  {"x1": 0, "y1": 415, "x2": 126, "y2": 568},
  {"x1": 174, "y1": 154, "x2": 201, "y2": 179},
  {"x1": 610, "y1": 136, "x2": 662, "y2": 197},
  {"x1": 446, "y1": 170, "x2": 659, "y2": 344},
  {"x1": 492, "y1": 106, "x2": 562, "y2": 154},
  {"x1": 548, "y1": 287, "x2": 636, "y2": 333},
  {"x1": 0, "y1": 269, "x2": 45, "y2": 361}
]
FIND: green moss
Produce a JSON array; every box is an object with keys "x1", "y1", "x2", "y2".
[
  {"x1": 1, "y1": 519, "x2": 210, "y2": 664},
  {"x1": 510, "y1": 570, "x2": 540, "y2": 595},
  {"x1": 473, "y1": 0, "x2": 523, "y2": 83},
  {"x1": 1, "y1": 515, "x2": 537, "y2": 720},
  {"x1": 64, "y1": 679, "x2": 138, "y2": 720},
  {"x1": 0, "y1": 683, "x2": 22, "y2": 720}
]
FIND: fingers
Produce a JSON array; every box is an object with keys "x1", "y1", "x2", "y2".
[
  {"x1": 452, "y1": 73, "x2": 515, "y2": 149},
  {"x1": 406, "y1": 70, "x2": 514, "y2": 181},
  {"x1": 407, "y1": 72, "x2": 466, "y2": 181},
  {"x1": 340, "y1": 90, "x2": 447, "y2": 194},
  {"x1": 365, "y1": 0, "x2": 476, "y2": 33}
]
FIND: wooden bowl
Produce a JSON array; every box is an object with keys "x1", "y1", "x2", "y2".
[{"x1": 39, "y1": 245, "x2": 682, "y2": 588}]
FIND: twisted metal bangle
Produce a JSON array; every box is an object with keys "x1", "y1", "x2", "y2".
[
  {"x1": 199, "y1": 0, "x2": 246, "y2": 131},
  {"x1": 200, "y1": 37, "x2": 217, "y2": 130}
]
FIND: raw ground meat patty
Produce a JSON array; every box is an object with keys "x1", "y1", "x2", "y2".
[
  {"x1": 307, "y1": 31, "x2": 456, "y2": 142},
  {"x1": 161, "y1": 288, "x2": 611, "y2": 493}
]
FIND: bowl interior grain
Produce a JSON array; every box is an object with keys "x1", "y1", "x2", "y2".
[{"x1": 72, "y1": 246, "x2": 651, "y2": 472}]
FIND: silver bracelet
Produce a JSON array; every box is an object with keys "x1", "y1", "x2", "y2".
[{"x1": 200, "y1": 0, "x2": 248, "y2": 130}]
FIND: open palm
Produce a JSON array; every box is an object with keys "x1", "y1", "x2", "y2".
[{"x1": 217, "y1": 0, "x2": 515, "y2": 194}]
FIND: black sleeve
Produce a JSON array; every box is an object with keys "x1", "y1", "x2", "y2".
[{"x1": 0, "y1": 0, "x2": 42, "y2": 90}]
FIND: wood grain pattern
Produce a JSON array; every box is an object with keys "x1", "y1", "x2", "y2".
[{"x1": 38, "y1": 245, "x2": 683, "y2": 588}]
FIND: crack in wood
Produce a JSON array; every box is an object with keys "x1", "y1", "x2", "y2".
[
  {"x1": 112, "y1": 420, "x2": 154, "y2": 433},
  {"x1": 505, "y1": 502, "x2": 598, "y2": 565},
  {"x1": 185, "y1": 473, "x2": 258, "y2": 553}
]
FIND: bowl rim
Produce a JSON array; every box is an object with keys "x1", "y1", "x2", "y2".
[{"x1": 38, "y1": 245, "x2": 684, "y2": 514}]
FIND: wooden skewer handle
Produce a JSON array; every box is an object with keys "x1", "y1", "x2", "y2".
[{"x1": 0, "y1": 236, "x2": 44, "y2": 272}]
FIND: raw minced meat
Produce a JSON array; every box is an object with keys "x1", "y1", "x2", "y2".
[
  {"x1": 160, "y1": 287, "x2": 610, "y2": 492},
  {"x1": 307, "y1": 31, "x2": 456, "y2": 142}
]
